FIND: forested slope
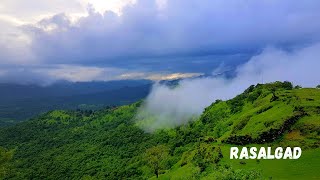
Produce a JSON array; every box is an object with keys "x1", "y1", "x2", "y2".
[{"x1": 0, "y1": 82, "x2": 319, "y2": 179}]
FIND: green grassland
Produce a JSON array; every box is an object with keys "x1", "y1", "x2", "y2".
[{"x1": 0, "y1": 82, "x2": 319, "y2": 179}]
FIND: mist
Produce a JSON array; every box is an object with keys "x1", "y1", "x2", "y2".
[{"x1": 136, "y1": 43, "x2": 320, "y2": 132}]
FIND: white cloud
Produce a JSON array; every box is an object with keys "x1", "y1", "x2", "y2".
[
  {"x1": 0, "y1": 65, "x2": 126, "y2": 84},
  {"x1": 81, "y1": 0, "x2": 136, "y2": 15},
  {"x1": 44, "y1": 65, "x2": 114, "y2": 82},
  {"x1": 137, "y1": 43, "x2": 320, "y2": 132},
  {"x1": 0, "y1": 63, "x2": 203, "y2": 84},
  {"x1": 0, "y1": 0, "x2": 84, "y2": 23},
  {"x1": 0, "y1": 0, "x2": 134, "y2": 65},
  {"x1": 44, "y1": 65, "x2": 203, "y2": 82},
  {"x1": 0, "y1": 15, "x2": 27, "y2": 25},
  {"x1": 119, "y1": 72, "x2": 202, "y2": 81},
  {"x1": 155, "y1": 0, "x2": 167, "y2": 10},
  {"x1": 20, "y1": 0, "x2": 320, "y2": 65},
  {"x1": 0, "y1": 19, "x2": 34, "y2": 65},
  {"x1": 147, "y1": 73, "x2": 203, "y2": 81},
  {"x1": 1, "y1": 0, "x2": 320, "y2": 84},
  {"x1": 0, "y1": 0, "x2": 134, "y2": 24}
]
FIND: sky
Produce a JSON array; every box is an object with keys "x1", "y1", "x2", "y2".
[
  {"x1": 1, "y1": 0, "x2": 320, "y2": 84},
  {"x1": 138, "y1": 42, "x2": 320, "y2": 132}
]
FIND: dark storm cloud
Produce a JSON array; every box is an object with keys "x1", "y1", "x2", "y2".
[
  {"x1": 24, "y1": 0, "x2": 320, "y2": 67},
  {"x1": 1, "y1": 0, "x2": 320, "y2": 84}
]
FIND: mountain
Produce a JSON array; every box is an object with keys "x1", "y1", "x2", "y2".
[
  {"x1": 0, "y1": 80, "x2": 151, "y2": 102},
  {"x1": 0, "y1": 80, "x2": 152, "y2": 126},
  {"x1": 0, "y1": 82, "x2": 319, "y2": 179}
]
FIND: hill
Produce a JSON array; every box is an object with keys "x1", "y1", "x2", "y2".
[
  {"x1": 0, "y1": 80, "x2": 152, "y2": 126},
  {"x1": 0, "y1": 82, "x2": 319, "y2": 179}
]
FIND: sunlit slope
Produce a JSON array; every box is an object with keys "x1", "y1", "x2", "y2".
[
  {"x1": 199, "y1": 82, "x2": 320, "y2": 148},
  {"x1": 159, "y1": 82, "x2": 320, "y2": 179}
]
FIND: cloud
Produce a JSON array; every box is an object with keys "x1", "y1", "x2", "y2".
[
  {"x1": 80, "y1": 0, "x2": 136, "y2": 15},
  {"x1": 0, "y1": 0, "x2": 136, "y2": 65},
  {"x1": 41, "y1": 65, "x2": 123, "y2": 82},
  {"x1": 147, "y1": 73, "x2": 203, "y2": 81},
  {"x1": 0, "y1": 64, "x2": 202, "y2": 85},
  {"x1": 0, "y1": 67, "x2": 54, "y2": 85},
  {"x1": 0, "y1": 65, "x2": 125, "y2": 85},
  {"x1": 0, "y1": 19, "x2": 34, "y2": 65},
  {"x1": 24, "y1": 0, "x2": 320, "y2": 65},
  {"x1": 136, "y1": 42, "x2": 320, "y2": 132},
  {"x1": 119, "y1": 72, "x2": 202, "y2": 81},
  {"x1": 1, "y1": 0, "x2": 320, "y2": 84}
]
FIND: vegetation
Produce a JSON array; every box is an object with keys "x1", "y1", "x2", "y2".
[
  {"x1": 0, "y1": 81, "x2": 151, "y2": 126},
  {"x1": 0, "y1": 82, "x2": 319, "y2": 179},
  {"x1": 145, "y1": 145, "x2": 169, "y2": 178},
  {"x1": 0, "y1": 147, "x2": 13, "y2": 179}
]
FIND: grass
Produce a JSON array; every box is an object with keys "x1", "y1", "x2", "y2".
[
  {"x1": 1, "y1": 83, "x2": 319, "y2": 179},
  {"x1": 163, "y1": 85, "x2": 320, "y2": 179},
  {"x1": 223, "y1": 147, "x2": 320, "y2": 180},
  {"x1": 159, "y1": 144, "x2": 320, "y2": 180}
]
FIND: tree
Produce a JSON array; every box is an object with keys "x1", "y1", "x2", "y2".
[
  {"x1": 282, "y1": 81, "x2": 293, "y2": 90},
  {"x1": 145, "y1": 145, "x2": 169, "y2": 178},
  {"x1": 270, "y1": 87, "x2": 279, "y2": 102},
  {"x1": 0, "y1": 147, "x2": 13, "y2": 178},
  {"x1": 294, "y1": 85, "x2": 302, "y2": 89},
  {"x1": 317, "y1": 85, "x2": 320, "y2": 89},
  {"x1": 192, "y1": 143, "x2": 223, "y2": 172}
]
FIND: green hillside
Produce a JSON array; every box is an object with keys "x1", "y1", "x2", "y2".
[{"x1": 0, "y1": 82, "x2": 319, "y2": 179}]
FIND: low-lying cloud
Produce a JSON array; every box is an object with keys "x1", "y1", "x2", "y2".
[
  {"x1": 0, "y1": 64, "x2": 203, "y2": 85},
  {"x1": 136, "y1": 43, "x2": 320, "y2": 132}
]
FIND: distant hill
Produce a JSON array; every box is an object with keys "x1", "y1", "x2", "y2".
[
  {"x1": 0, "y1": 82, "x2": 319, "y2": 179},
  {"x1": 0, "y1": 80, "x2": 152, "y2": 126},
  {"x1": 0, "y1": 80, "x2": 151, "y2": 102}
]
